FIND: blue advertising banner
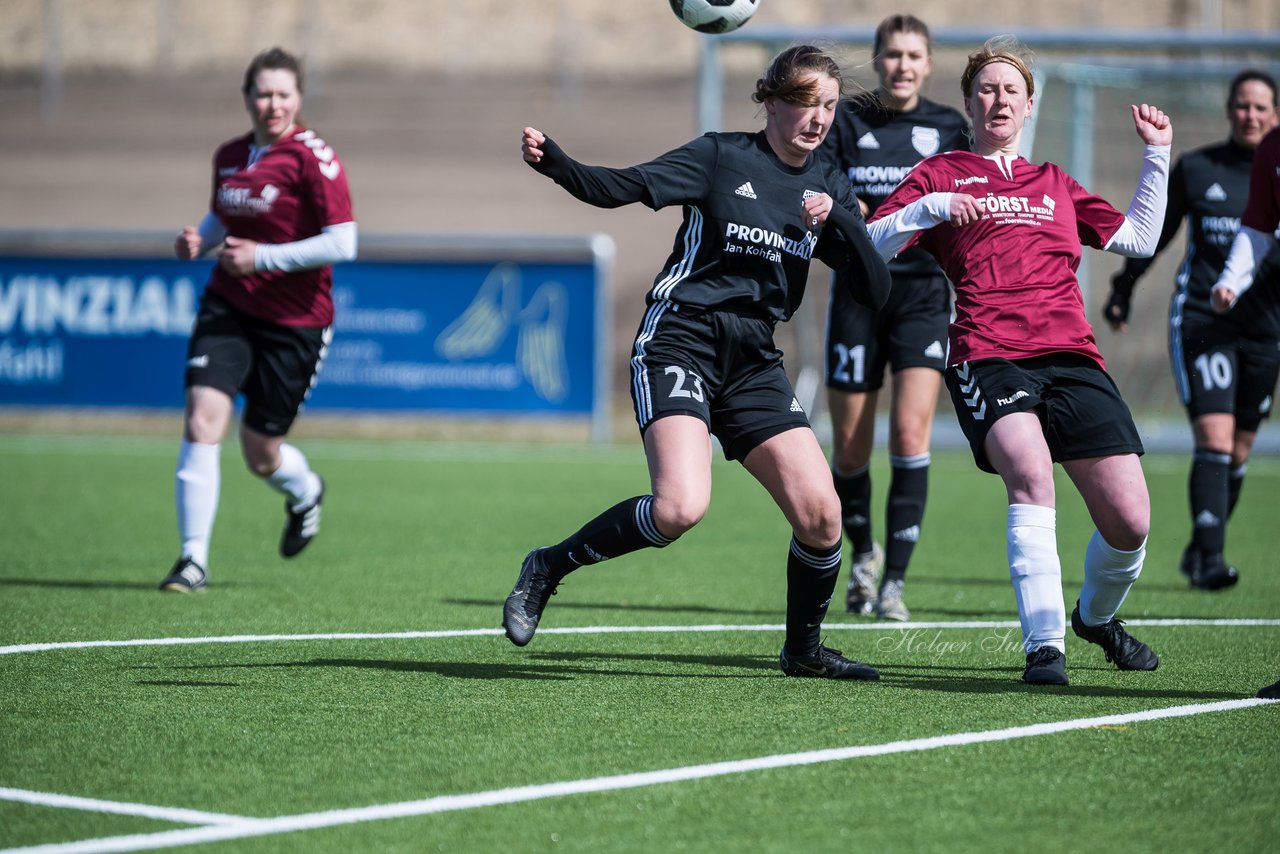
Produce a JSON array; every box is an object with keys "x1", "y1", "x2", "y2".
[{"x1": 0, "y1": 233, "x2": 613, "y2": 436}]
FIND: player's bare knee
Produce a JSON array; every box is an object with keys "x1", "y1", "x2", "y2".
[
  {"x1": 244, "y1": 456, "x2": 277, "y2": 478},
  {"x1": 830, "y1": 440, "x2": 870, "y2": 474},
  {"x1": 184, "y1": 411, "x2": 223, "y2": 444},
  {"x1": 651, "y1": 494, "x2": 707, "y2": 538},
  {"x1": 1098, "y1": 505, "x2": 1149, "y2": 552},
  {"x1": 794, "y1": 499, "x2": 841, "y2": 546}
]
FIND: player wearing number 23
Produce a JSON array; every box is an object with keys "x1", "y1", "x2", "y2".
[{"x1": 503, "y1": 45, "x2": 893, "y2": 681}]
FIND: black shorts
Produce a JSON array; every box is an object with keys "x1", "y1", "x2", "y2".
[
  {"x1": 630, "y1": 302, "x2": 809, "y2": 461},
  {"x1": 945, "y1": 354, "x2": 1144, "y2": 474},
  {"x1": 185, "y1": 292, "x2": 330, "y2": 437},
  {"x1": 1170, "y1": 304, "x2": 1280, "y2": 432},
  {"x1": 824, "y1": 273, "x2": 950, "y2": 393}
]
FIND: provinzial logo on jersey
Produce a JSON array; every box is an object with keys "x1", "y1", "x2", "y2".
[
  {"x1": 848, "y1": 164, "x2": 912, "y2": 198},
  {"x1": 1201, "y1": 214, "x2": 1241, "y2": 247},
  {"x1": 723, "y1": 222, "x2": 817, "y2": 262},
  {"x1": 848, "y1": 165, "x2": 913, "y2": 185},
  {"x1": 911, "y1": 126, "x2": 940, "y2": 157}
]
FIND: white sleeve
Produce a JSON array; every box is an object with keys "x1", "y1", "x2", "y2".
[
  {"x1": 865, "y1": 192, "x2": 955, "y2": 261},
  {"x1": 254, "y1": 221, "x2": 358, "y2": 273},
  {"x1": 196, "y1": 211, "x2": 227, "y2": 256},
  {"x1": 1214, "y1": 225, "x2": 1275, "y2": 299},
  {"x1": 1103, "y1": 144, "x2": 1170, "y2": 257}
]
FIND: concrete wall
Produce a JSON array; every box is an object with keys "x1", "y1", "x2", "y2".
[{"x1": 3, "y1": 0, "x2": 1278, "y2": 78}]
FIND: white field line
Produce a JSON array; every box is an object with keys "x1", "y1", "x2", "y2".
[
  {"x1": 3, "y1": 697, "x2": 1274, "y2": 854},
  {"x1": 0, "y1": 789, "x2": 252, "y2": 827},
  {"x1": 2, "y1": 618, "x2": 1279, "y2": 657}
]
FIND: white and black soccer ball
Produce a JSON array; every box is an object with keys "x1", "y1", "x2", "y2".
[{"x1": 668, "y1": 0, "x2": 760, "y2": 35}]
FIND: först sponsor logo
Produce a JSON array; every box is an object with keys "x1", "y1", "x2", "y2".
[
  {"x1": 723, "y1": 222, "x2": 817, "y2": 262},
  {"x1": 974, "y1": 192, "x2": 1057, "y2": 223},
  {"x1": 217, "y1": 185, "x2": 276, "y2": 216}
]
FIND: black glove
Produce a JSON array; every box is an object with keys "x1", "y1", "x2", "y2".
[{"x1": 1104, "y1": 272, "x2": 1136, "y2": 329}]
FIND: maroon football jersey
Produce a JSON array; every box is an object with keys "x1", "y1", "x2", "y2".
[
  {"x1": 1241, "y1": 126, "x2": 1280, "y2": 236},
  {"x1": 872, "y1": 150, "x2": 1125, "y2": 368},
  {"x1": 204, "y1": 125, "x2": 354, "y2": 327}
]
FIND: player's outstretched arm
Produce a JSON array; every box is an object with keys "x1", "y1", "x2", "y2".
[
  {"x1": 1102, "y1": 106, "x2": 1172, "y2": 259},
  {"x1": 519, "y1": 127, "x2": 652, "y2": 209}
]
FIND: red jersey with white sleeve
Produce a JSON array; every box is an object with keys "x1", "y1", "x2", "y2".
[
  {"x1": 1240, "y1": 126, "x2": 1280, "y2": 235},
  {"x1": 871, "y1": 150, "x2": 1125, "y2": 368},
  {"x1": 205, "y1": 126, "x2": 354, "y2": 327}
]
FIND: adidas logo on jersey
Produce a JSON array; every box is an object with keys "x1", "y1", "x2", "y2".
[
  {"x1": 893, "y1": 525, "x2": 921, "y2": 543},
  {"x1": 924, "y1": 340, "x2": 945, "y2": 359},
  {"x1": 735, "y1": 182, "x2": 758, "y2": 199},
  {"x1": 1205, "y1": 183, "x2": 1227, "y2": 202},
  {"x1": 1194, "y1": 510, "x2": 1221, "y2": 528},
  {"x1": 856, "y1": 132, "x2": 880, "y2": 149},
  {"x1": 790, "y1": 397, "x2": 805, "y2": 413},
  {"x1": 186, "y1": 355, "x2": 209, "y2": 368}
]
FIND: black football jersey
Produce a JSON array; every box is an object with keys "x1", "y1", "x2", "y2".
[
  {"x1": 821, "y1": 95, "x2": 971, "y2": 277},
  {"x1": 632, "y1": 131, "x2": 865, "y2": 321},
  {"x1": 530, "y1": 130, "x2": 887, "y2": 320},
  {"x1": 1121, "y1": 140, "x2": 1280, "y2": 336}
]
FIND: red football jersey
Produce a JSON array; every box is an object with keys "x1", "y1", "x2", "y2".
[
  {"x1": 1241, "y1": 126, "x2": 1280, "y2": 236},
  {"x1": 204, "y1": 125, "x2": 354, "y2": 327},
  {"x1": 871, "y1": 150, "x2": 1125, "y2": 368}
]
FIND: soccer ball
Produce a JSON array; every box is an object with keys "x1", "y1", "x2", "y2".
[{"x1": 668, "y1": 0, "x2": 760, "y2": 34}]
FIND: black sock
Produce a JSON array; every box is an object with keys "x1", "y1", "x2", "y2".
[
  {"x1": 785, "y1": 537, "x2": 841, "y2": 656},
  {"x1": 1227, "y1": 463, "x2": 1247, "y2": 518},
  {"x1": 543, "y1": 495, "x2": 675, "y2": 583},
  {"x1": 885, "y1": 453, "x2": 928, "y2": 580},
  {"x1": 1189, "y1": 449, "x2": 1230, "y2": 557},
  {"x1": 832, "y1": 463, "x2": 872, "y2": 556}
]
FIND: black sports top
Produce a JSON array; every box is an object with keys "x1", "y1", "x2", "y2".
[
  {"x1": 530, "y1": 131, "x2": 890, "y2": 321},
  {"x1": 822, "y1": 95, "x2": 970, "y2": 278}
]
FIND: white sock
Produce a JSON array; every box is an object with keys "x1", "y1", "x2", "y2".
[
  {"x1": 176, "y1": 439, "x2": 220, "y2": 569},
  {"x1": 1078, "y1": 529, "x2": 1145, "y2": 626},
  {"x1": 1007, "y1": 503, "x2": 1065, "y2": 654},
  {"x1": 266, "y1": 443, "x2": 320, "y2": 509}
]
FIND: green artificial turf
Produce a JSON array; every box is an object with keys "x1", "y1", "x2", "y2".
[{"x1": 1, "y1": 435, "x2": 1276, "y2": 851}]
